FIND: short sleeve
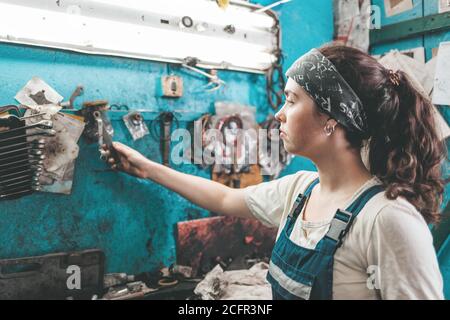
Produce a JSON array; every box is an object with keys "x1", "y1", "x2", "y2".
[
  {"x1": 367, "y1": 202, "x2": 444, "y2": 300},
  {"x1": 243, "y1": 171, "x2": 317, "y2": 228}
]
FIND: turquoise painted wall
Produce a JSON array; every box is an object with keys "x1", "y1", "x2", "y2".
[
  {"x1": 371, "y1": 0, "x2": 450, "y2": 299},
  {"x1": 0, "y1": 1, "x2": 333, "y2": 274},
  {"x1": 1, "y1": 0, "x2": 447, "y2": 300}
]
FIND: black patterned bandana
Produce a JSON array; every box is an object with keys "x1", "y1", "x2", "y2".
[{"x1": 286, "y1": 49, "x2": 368, "y2": 136}]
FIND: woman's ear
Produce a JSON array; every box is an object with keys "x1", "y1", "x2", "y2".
[{"x1": 324, "y1": 118, "x2": 338, "y2": 136}]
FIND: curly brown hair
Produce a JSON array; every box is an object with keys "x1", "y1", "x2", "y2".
[{"x1": 318, "y1": 45, "x2": 447, "y2": 225}]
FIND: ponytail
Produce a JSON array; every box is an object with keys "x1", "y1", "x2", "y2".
[
  {"x1": 368, "y1": 70, "x2": 446, "y2": 224},
  {"x1": 319, "y1": 45, "x2": 447, "y2": 224}
]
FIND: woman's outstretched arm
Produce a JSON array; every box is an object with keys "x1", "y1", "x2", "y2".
[{"x1": 106, "y1": 142, "x2": 254, "y2": 219}]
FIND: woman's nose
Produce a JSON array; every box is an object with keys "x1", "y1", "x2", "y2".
[{"x1": 275, "y1": 106, "x2": 286, "y2": 123}]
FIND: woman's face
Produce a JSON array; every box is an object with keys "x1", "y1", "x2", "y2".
[{"x1": 275, "y1": 78, "x2": 331, "y2": 158}]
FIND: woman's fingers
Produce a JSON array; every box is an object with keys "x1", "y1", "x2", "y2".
[
  {"x1": 112, "y1": 142, "x2": 135, "y2": 157},
  {"x1": 103, "y1": 142, "x2": 143, "y2": 174}
]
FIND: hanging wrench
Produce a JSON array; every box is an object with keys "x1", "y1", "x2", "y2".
[
  {"x1": 0, "y1": 143, "x2": 46, "y2": 155},
  {"x1": 20, "y1": 112, "x2": 48, "y2": 121},
  {"x1": 0, "y1": 146, "x2": 45, "y2": 158},
  {"x1": 1, "y1": 168, "x2": 37, "y2": 179},
  {"x1": 0, "y1": 182, "x2": 40, "y2": 193},
  {"x1": 0, "y1": 139, "x2": 46, "y2": 152},
  {"x1": 0, "y1": 157, "x2": 44, "y2": 168},
  {"x1": 0, "y1": 165, "x2": 42, "y2": 177},
  {"x1": 1, "y1": 181, "x2": 40, "y2": 192},
  {"x1": 0, "y1": 185, "x2": 40, "y2": 197},
  {"x1": 0, "y1": 153, "x2": 45, "y2": 164},
  {"x1": 0, "y1": 129, "x2": 56, "y2": 144},
  {"x1": 0, "y1": 120, "x2": 53, "y2": 137},
  {"x1": 0, "y1": 189, "x2": 34, "y2": 200},
  {"x1": 0, "y1": 179, "x2": 40, "y2": 190},
  {"x1": 0, "y1": 159, "x2": 44, "y2": 170},
  {"x1": 0, "y1": 169, "x2": 41, "y2": 182},
  {"x1": 0, "y1": 144, "x2": 42, "y2": 160},
  {"x1": 1, "y1": 170, "x2": 41, "y2": 181},
  {"x1": 1, "y1": 174, "x2": 40, "y2": 185},
  {"x1": 0, "y1": 158, "x2": 44, "y2": 170}
]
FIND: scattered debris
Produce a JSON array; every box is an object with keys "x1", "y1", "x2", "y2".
[{"x1": 194, "y1": 262, "x2": 271, "y2": 300}]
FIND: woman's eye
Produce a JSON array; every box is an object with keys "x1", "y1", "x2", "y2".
[{"x1": 286, "y1": 100, "x2": 294, "y2": 105}]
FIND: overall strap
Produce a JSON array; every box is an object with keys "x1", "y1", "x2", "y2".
[
  {"x1": 285, "y1": 177, "x2": 319, "y2": 236},
  {"x1": 325, "y1": 184, "x2": 384, "y2": 248},
  {"x1": 289, "y1": 177, "x2": 319, "y2": 220}
]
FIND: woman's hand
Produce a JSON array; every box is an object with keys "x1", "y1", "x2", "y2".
[{"x1": 102, "y1": 142, "x2": 152, "y2": 179}]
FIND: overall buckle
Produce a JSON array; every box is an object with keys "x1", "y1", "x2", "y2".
[
  {"x1": 289, "y1": 195, "x2": 305, "y2": 218},
  {"x1": 326, "y1": 209, "x2": 354, "y2": 247}
]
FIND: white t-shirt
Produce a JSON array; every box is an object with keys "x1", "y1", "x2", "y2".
[{"x1": 243, "y1": 170, "x2": 444, "y2": 300}]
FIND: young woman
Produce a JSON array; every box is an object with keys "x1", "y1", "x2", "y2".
[{"x1": 105, "y1": 45, "x2": 445, "y2": 300}]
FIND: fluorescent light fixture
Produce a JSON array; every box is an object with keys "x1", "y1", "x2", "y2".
[
  {"x1": 93, "y1": 0, "x2": 277, "y2": 30},
  {"x1": 0, "y1": 0, "x2": 281, "y2": 73}
]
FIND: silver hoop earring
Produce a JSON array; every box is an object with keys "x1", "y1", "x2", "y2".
[{"x1": 324, "y1": 125, "x2": 335, "y2": 136}]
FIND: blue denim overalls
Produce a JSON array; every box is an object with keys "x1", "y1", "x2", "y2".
[{"x1": 267, "y1": 177, "x2": 384, "y2": 300}]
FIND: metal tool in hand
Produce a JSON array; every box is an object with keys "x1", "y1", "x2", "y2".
[{"x1": 93, "y1": 111, "x2": 120, "y2": 164}]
